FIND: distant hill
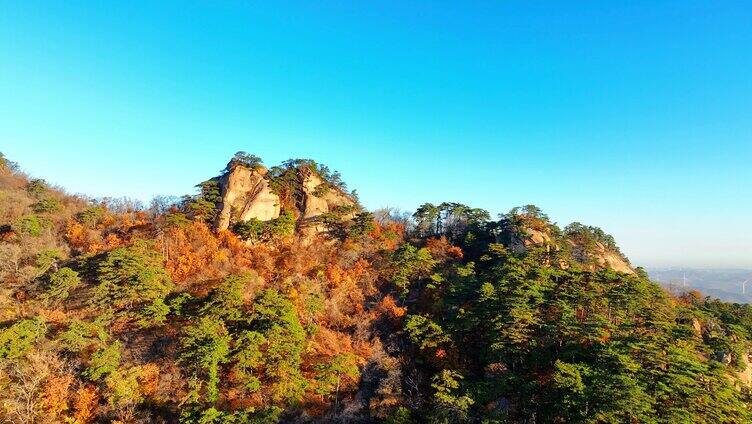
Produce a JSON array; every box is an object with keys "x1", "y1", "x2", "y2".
[{"x1": 649, "y1": 268, "x2": 752, "y2": 303}]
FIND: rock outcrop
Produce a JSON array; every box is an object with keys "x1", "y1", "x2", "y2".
[
  {"x1": 211, "y1": 156, "x2": 632, "y2": 273},
  {"x1": 301, "y1": 173, "x2": 356, "y2": 220},
  {"x1": 504, "y1": 220, "x2": 634, "y2": 275},
  {"x1": 570, "y1": 240, "x2": 635, "y2": 274},
  {"x1": 213, "y1": 161, "x2": 358, "y2": 240},
  {"x1": 737, "y1": 354, "x2": 752, "y2": 387},
  {"x1": 215, "y1": 165, "x2": 281, "y2": 231},
  {"x1": 595, "y1": 243, "x2": 634, "y2": 274}
]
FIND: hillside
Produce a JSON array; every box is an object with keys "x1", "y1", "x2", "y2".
[{"x1": 2, "y1": 152, "x2": 752, "y2": 423}]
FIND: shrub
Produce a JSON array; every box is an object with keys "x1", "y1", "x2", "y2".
[
  {"x1": 77, "y1": 206, "x2": 105, "y2": 226},
  {"x1": 180, "y1": 406, "x2": 282, "y2": 424},
  {"x1": 404, "y1": 315, "x2": 449, "y2": 350},
  {"x1": 44, "y1": 267, "x2": 82, "y2": 302},
  {"x1": 165, "y1": 212, "x2": 191, "y2": 228},
  {"x1": 266, "y1": 210, "x2": 296, "y2": 239},
  {"x1": 313, "y1": 352, "x2": 359, "y2": 396},
  {"x1": 0, "y1": 318, "x2": 47, "y2": 360},
  {"x1": 232, "y1": 218, "x2": 264, "y2": 242},
  {"x1": 138, "y1": 298, "x2": 171, "y2": 328},
  {"x1": 225, "y1": 151, "x2": 264, "y2": 172},
  {"x1": 348, "y1": 211, "x2": 376, "y2": 238},
  {"x1": 58, "y1": 318, "x2": 108, "y2": 352},
  {"x1": 84, "y1": 341, "x2": 121, "y2": 381},
  {"x1": 104, "y1": 366, "x2": 149, "y2": 406},
  {"x1": 200, "y1": 274, "x2": 253, "y2": 321},
  {"x1": 312, "y1": 183, "x2": 330, "y2": 197},
  {"x1": 26, "y1": 179, "x2": 48, "y2": 197},
  {"x1": 168, "y1": 292, "x2": 195, "y2": 316},
  {"x1": 187, "y1": 180, "x2": 221, "y2": 222},
  {"x1": 14, "y1": 215, "x2": 49, "y2": 236},
  {"x1": 179, "y1": 317, "x2": 231, "y2": 402},
  {"x1": 95, "y1": 241, "x2": 173, "y2": 325},
  {"x1": 35, "y1": 249, "x2": 63, "y2": 275},
  {"x1": 31, "y1": 197, "x2": 62, "y2": 214}
]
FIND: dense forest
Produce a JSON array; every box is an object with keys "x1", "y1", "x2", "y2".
[{"x1": 1, "y1": 151, "x2": 751, "y2": 423}]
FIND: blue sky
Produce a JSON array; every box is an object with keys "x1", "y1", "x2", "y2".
[{"x1": 1, "y1": 1, "x2": 751, "y2": 268}]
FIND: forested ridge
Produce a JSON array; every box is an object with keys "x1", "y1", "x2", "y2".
[{"x1": 1, "y1": 152, "x2": 751, "y2": 423}]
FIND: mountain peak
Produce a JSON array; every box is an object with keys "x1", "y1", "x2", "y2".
[{"x1": 208, "y1": 153, "x2": 360, "y2": 243}]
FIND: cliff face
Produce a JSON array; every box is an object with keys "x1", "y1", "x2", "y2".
[
  {"x1": 301, "y1": 173, "x2": 355, "y2": 220},
  {"x1": 567, "y1": 239, "x2": 634, "y2": 274},
  {"x1": 214, "y1": 165, "x2": 280, "y2": 231},
  {"x1": 213, "y1": 163, "x2": 358, "y2": 238},
  {"x1": 593, "y1": 242, "x2": 634, "y2": 274},
  {"x1": 509, "y1": 227, "x2": 553, "y2": 253},
  {"x1": 737, "y1": 354, "x2": 752, "y2": 387}
]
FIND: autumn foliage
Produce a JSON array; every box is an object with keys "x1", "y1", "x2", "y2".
[{"x1": 3, "y1": 153, "x2": 752, "y2": 423}]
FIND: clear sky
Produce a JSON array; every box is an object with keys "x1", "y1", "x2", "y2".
[{"x1": 1, "y1": 1, "x2": 751, "y2": 268}]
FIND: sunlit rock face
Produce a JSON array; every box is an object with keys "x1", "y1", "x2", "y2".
[
  {"x1": 569, "y1": 239, "x2": 634, "y2": 274},
  {"x1": 214, "y1": 164, "x2": 357, "y2": 243},
  {"x1": 301, "y1": 173, "x2": 356, "y2": 220},
  {"x1": 214, "y1": 165, "x2": 280, "y2": 231},
  {"x1": 594, "y1": 242, "x2": 634, "y2": 274}
]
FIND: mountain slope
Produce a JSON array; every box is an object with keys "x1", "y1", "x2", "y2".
[{"x1": 1, "y1": 152, "x2": 751, "y2": 423}]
